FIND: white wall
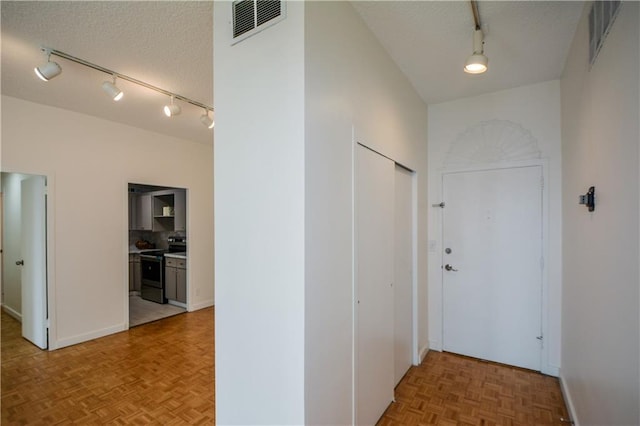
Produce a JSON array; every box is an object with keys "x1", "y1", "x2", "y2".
[
  {"x1": 1, "y1": 172, "x2": 29, "y2": 319},
  {"x1": 213, "y1": 1, "x2": 428, "y2": 423},
  {"x1": 304, "y1": 2, "x2": 428, "y2": 424},
  {"x1": 428, "y1": 80, "x2": 563, "y2": 376},
  {"x1": 560, "y1": 2, "x2": 639, "y2": 424},
  {"x1": 1, "y1": 95, "x2": 215, "y2": 349},
  {"x1": 213, "y1": 2, "x2": 306, "y2": 424}
]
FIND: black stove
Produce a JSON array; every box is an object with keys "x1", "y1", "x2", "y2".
[{"x1": 140, "y1": 236, "x2": 187, "y2": 304}]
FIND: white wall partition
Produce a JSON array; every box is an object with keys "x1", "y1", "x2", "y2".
[
  {"x1": 560, "y1": 2, "x2": 639, "y2": 424},
  {"x1": 304, "y1": 3, "x2": 428, "y2": 424},
  {"x1": 1, "y1": 95, "x2": 214, "y2": 349},
  {"x1": 214, "y1": 1, "x2": 428, "y2": 424},
  {"x1": 213, "y1": 1, "x2": 306, "y2": 424}
]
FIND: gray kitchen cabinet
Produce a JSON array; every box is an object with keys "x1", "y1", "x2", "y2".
[
  {"x1": 165, "y1": 257, "x2": 186, "y2": 303},
  {"x1": 176, "y1": 267, "x2": 187, "y2": 303},
  {"x1": 173, "y1": 190, "x2": 186, "y2": 232},
  {"x1": 131, "y1": 193, "x2": 152, "y2": 231},
  {"x1": 152, "y1": 189, "x2": 186, "y2": 232},
  {"x1": 128, "y1": 193, "x2": 136, "y2": 230},
  {"x1": 133, "y1": 255, "x2": 141, "y2": 291},
  {"x1": 128, "y1": 255, "x2": 135, "y2": 291},
  {"x1": 152, "y1": 193, "x2": 174, "y2": 232},
  {"x1": 165, "y1": 260, "x2": 177, "y2": 300},
  {"x1": 129, "y1": 254, "x2": 141, "y2": 291}
]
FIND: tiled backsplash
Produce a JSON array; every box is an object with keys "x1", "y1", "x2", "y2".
[{"x1": 129, "y1": 230, "x2": 186, "y2": 250}]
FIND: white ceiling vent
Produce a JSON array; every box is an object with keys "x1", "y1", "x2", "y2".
[
  {"x1": 588, "y1": 0, "x2": 621, "y2": 67},
  {"x1": 232, "y1": 0, "x2": 285, "y2": 44}
]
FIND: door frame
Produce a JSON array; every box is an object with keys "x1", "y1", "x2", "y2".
[
  {"x1": 123, "y1": 180, "x2": 191, "y2": 329},
  {"x1": 352, "y1": 141, "x2": 419, "y2": 423},
  {"x1": 1, "y1": 170, "x2": 57, "y2": 350},
  {"x1": 438, "y1": 159, "x2": 551, "y2": 374}
]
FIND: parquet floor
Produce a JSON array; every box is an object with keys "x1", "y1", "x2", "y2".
[
  {"x1": 379, "y1": 351, "x2": 570, "y2": 426},
  {"x1": 3, "y1": 308, "x2": 569, "y2": 426},
  {"x1": 1, "y1": 308, "x2": 215, "y2": 425}
]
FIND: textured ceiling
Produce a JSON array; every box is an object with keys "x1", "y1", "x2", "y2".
[
  {"x1": 1, "y1": 1, "x2": 583, "y2": 145},
  {"x1": 352, "y1": 1, "x2": 584, "y2": 104},
  {"x1": 1, "y1": 1, "x2": 213, "y2": 145}
]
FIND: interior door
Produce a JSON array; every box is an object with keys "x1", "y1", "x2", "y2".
[
  {"x1": 394, "y1": 165, "x2": 413, "y2": 385},
  {"x1": 20, "y1": 175, "x2": 48, "y2": 349},
  {"x1": 442, "y1": 166, "x2": 542, "y2": 371},
  {"x1": 356, "y1": 145, "x2": 394, "y2": 425}
]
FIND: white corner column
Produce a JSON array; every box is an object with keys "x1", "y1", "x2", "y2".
[{"x1": 213, "y1": 2, "x2": 306, "y2": 424}]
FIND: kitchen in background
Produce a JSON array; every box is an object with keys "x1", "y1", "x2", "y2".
[{"x1": 128, "y1": 183, "x2": 188, "y2": 327}]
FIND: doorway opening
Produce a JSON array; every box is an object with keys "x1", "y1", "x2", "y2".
[
  {"x1": 1, "y1": 172, "x2": 49, "y2": 350},
  {"x1": 127, "y1": 183, "x2": 188, "y2": 327}
]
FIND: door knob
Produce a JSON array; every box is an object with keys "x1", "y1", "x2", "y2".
[
  {"x1": 444, "y1": 264, "x2": 458, "y2": 272},
  {"x1": 16, "y1": 260, "x2": 24, "y2": 266}
]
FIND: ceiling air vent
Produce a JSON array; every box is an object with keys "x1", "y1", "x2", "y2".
[
  {"x1": 232, "y1": 0, "x2": 285, "y2": 44},
  {"x1": 588, "y1": 0, "x2": 621, "y2": 66}
]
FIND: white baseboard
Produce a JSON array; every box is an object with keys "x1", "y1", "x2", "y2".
[
  {"x1": 419, "y1": 345, "x2": 430, "y2": 363},
  {"x1": 189, "y1": 299, "x2": 214, "y2": 311},
  {"x1": 53, "y1": 323, "x2": 127, "y2": 350},
  {"x1": 541, "y1": 364, "x2": 559, "y2": 377},
  {"x1": 168, "y1": 300, "x2": 187, "y2": 309},
  {"x1": 1, "y1": 304, "x2": 22, "y2": 322},
  {"x1": 559, "y1": 370, "x2": 579, "y2": 426},
  {"x1": 429, "y1": 339, "x2": 442, "y2": 351}
]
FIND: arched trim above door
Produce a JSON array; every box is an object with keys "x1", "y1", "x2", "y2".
[{"x1": 443, "y1": 120, "x2": 541, "y2": 168}]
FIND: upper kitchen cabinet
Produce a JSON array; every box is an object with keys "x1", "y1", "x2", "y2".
[
  {"x1": 129, "y1": 193, "x2": 153, "y2": 231},
  {"x1": 173, "y1": 190, "x2": 186, "y2": 231},
  {"x1": 128, "y1": 184, "x2": 186, "y2": 232},
  {"x1": 151, "y1": 189, "x2": 186, "y2": 232}
]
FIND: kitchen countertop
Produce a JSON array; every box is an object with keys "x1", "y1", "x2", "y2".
[
  {"x1": 164, "y1": 252, "x2": 187, "y2": 260},
  {"x1": 129, "y1": 248, "x2": 161, "y2": 254}
]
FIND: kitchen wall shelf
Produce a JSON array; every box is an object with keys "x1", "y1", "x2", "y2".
[{"x1": 128, "y1": 188, "x2": 186, "y2": 232}]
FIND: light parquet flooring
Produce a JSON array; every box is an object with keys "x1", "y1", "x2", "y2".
[
  {"x1": 3, "y1": 308, "x2": 570, "y2": 426},
  {"x1": 1, "y1": 308, "x2": 214, "y2": 425},
  {"x1": 379, "y1": 351, "x2": 570, "y2": 426}
]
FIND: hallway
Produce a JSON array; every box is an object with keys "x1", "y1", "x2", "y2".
[
  {"x1": 380, "y1": 351, "x2": 569, "y2": 425},
  {"x1": 3, "y1": 305, "x2": 569, "y2": 425}
]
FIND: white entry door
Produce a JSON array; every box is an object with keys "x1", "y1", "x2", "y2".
[
  {"x1": 442, "y1": 166, "x2": 542, "y2": 371},
  {"x1": 356, "y1": 145, "x2": 394, "y2": 425},
  {"x1": 20, "y1": 175, "x2": 48, "y2": 349}
]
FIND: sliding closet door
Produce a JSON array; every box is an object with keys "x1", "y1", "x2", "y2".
[
  {"x1": 394, "y1": 165, "x2": 413, "y2": 385},
  {"x1": 355, "y1": 144, "x2": 394, "y2": 425}
]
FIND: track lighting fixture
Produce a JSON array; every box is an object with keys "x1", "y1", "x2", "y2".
[
  {"x1": 34, "y1": 51, "x2": 62, "y2": 81},
  {"x1": 34, "y1": 46, "x2": 213, "y2": 129},
  {"x1": 464, "y1": 0, "x2": 488, "y2": 74},
  {"x1": 164, "y1": 96, "x2": 181, "y2": 117},
  {"x1": 102, "y1": 75, "x2": 123, "y2": 101},
  {"x1": 464, "y1": 29, "x2": 488, "y2": 74},
  {"x1": 200, "y1": 109, "x2": 214, "y2": 129}
]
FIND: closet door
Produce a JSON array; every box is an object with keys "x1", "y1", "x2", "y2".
[
  {"x1": 355, "y1": 144, "x2": 394, "y2": 425},
  {"x1": 394, "y1": 165, "x2": 413, "y2": 385}
]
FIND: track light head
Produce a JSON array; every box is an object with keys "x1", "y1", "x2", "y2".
[
  {"x1": 464, "y1": 29, "x2": 488, "y2": 74},
  {"x1": 164, "y1": 96, "x2": 181, "y2": 117},
  {"x1": 200, "y1": 110, "x2": 214, "y2": 129},
  {"x1": 34, "y1": 59, "x2": 62, "y2": 81},
  {"x1": 464, "y1": 53, "x2": 488, "y2": 74},
  {"x1": 102, "y1": 75, "x2": 123, "y2": 101}
]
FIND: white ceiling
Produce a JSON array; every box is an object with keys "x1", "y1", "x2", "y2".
[
  {"x1": 1, "y1": 1, "x2": 213, "y2": 145},
  {"x1": 352, "y1": 1, "x2": 584, "y2": 104},
  {"x1": 1, "y1": 1, "x2": 583, "y2": 145}
]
